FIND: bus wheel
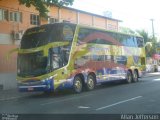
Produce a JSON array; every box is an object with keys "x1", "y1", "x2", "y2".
[
  {"x1": 86, "y1": 74, "x2": 96, "y2": 91},
  {"x1": 133, "y1": 70, "x2": 138, "y2": 82},
  {"x1": 73, "y1": 76, "x2": 83, "y2": 93},
  {"x1": 126, "y1": 71, "x2": 132, "y2": 83}
]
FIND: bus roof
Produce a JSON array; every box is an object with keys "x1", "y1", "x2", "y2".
[{"x1": 26, "y1": 22, "x2": 143, "y2": 38}]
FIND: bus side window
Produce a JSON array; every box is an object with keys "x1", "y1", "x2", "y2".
[
  {"x1": 60, "y1": 46, "x2": 70, "y2": 66},
  {"x1": 49, "y1": 47, "x2": 63, "y2": 70},
  {"x1": 77, "y1": 28, "x2": 89, "y2": 45},
  {"x1": 117, "y1": 34, "x2": 128, "y2": 46},
  {"x1": 137, "y1": 37, "x2": 144, "y2": 47},
  {"x1": 127, "y1": 36, "x2": 135, "y2": 47},
  {"x1": 105, "y1": 55, "x2": 111, "y2": 61},
  {"x1": 74, "y1": 56, "x2": 89, "y2": 68},
  {"x1": 115, "y1": 56, "x2": 127, "y2": 65},
  {"x1": 77, "y1": 28, "x2": 96, "y2": 45}
]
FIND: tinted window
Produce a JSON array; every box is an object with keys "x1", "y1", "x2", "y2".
[
  {"x1": 17, "y1": 51, "x2": 48, "y2": 77},
  {"x1": 78, "y1": 28, "x2": 93, "y2": 45},
  {"x1": 21, "y1": 26, "x2": 53, "y2": 49},
  {"x1": 137, "y1": 37, "x2": 144, "y2": 47},
  {"x1": 78, "y1": 28, "x2": 114, "y2": 45},
  {"x1": 74, "y1": 55, "x2": 90, "y2": 68},
  {"x1": 78, "y1": 28, "x2": 140, "y2": 47},
  {"x1": 88, "y1": 38, "x2": 113, "y2": 45},
  {"x1": 105, "y1": 55, "x2": 112, "y2": 61},
  {"x1": 21, "y1": 23, "x2": 76, "y2": 49},
  {"x1": 91, "y1": 55, "x2": 105, "y2": 61},
  {"x1": 117, "y1": 34, "x2": 139, "y2": 47},
  {"x1": 115, "y1": 56, "x2": 127, "y2": 65}
]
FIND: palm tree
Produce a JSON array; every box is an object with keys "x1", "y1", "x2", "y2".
[
  {"x1": 136, "y1": 29, "x2": 156, "y2": 57},
  {"x1": 136, "y1": 29, "x2": 151, "y2": 44}
]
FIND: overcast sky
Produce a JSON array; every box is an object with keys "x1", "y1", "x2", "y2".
[{"x1": 71, "y1": 0, "x2": 160, "y2": 38}]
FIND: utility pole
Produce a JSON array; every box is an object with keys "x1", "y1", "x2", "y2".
[
  {"x1": 150, "y1": 19, "x2": 155, "y2": 39},
  {"x1": 150, "y1": 19, "x2": 157, "y2": 58}
]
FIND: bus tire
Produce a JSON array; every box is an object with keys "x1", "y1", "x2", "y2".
[
  {"x1": 132, "y1": 70, "x2": 138, "y2": 82},
  {"x1": 73, "y1": 76, "x2": 83, "y2": 93},
  {"x1": 86, "y1": 74, "x2": 96, "y2": 91},
  {"x1": 126, "y1": 71, "x2": 132, "y2": 83}
]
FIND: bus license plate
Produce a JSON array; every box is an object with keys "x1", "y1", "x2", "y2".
[{"x1": 28, "y1": 87, "x2": 34, "y2": 91}]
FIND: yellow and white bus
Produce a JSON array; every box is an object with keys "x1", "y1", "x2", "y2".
[{"x1": 17, "y1": 23, "x2": 146, "y2": 93}]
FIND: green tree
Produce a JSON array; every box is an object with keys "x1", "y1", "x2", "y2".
[
  {"x1": 136, "y1": 29, "x2": 151, "y2": 43},
  {"x1": 137, "y1": 29, "x2": 157, "y2": 57},
  {"x1": 17, "y1": 0, "x2": 74, "y2": 17},
  {"x1": 119, "y1": 27, "x2": 137, "y2": 35}
]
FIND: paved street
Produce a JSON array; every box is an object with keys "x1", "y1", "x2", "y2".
[{"x1": 0, "y1": 74, "x2": 160, "y2": 115}]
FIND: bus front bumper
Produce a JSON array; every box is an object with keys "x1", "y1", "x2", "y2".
[{"x1": 18, "y1": 79, "x2": 54, "y2": 92}]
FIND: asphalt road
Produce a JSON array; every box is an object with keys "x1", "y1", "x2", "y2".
[{"x1": 0, "y1": 75, "x2": 160, "y2": 115}]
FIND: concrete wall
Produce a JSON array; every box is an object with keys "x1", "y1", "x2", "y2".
[
  {"x1": 0, "y1": 44, "x2": 17, "y2": 90},
  {"x1": 0, "y1": 73, "x2": 17, "y2": 90},
  {"x1": 61, "y1": 8, "x2": 77, "y2": 23},
  {"x1": 93, "y1": 16, "x2": 106, "y2": 29},
  {"x1": 79, "y1": 13, "x2": 93, "y2": 26}
]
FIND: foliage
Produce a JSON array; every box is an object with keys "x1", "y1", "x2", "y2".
[
  {"x1": 119, "y1": 27, "x2": 137, "y2": 35},
  {"x1": 18, "y1": 0, "x2": 74, "y2": 17},
  {"x1": 120, "y1": 28, "x2": 158, "y2": 57},
  {"x1": 136, "y1": 29, "x2": 151, "y2": 43},
  {"x1": 137, "y1": 29, "x2": 158, "y2": 57}
]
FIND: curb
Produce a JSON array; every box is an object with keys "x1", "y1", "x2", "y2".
[
  {"x1": 143, "y1": 72, "x2": 160, "y2": 78},
  {"x1": 0, "y1": 89, "x2": 38, "y2": 101}
]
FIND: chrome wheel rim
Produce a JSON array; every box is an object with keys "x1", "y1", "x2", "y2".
[
  {"x1": 127, "y1": 73, "x2": 132, "y2": 83},
  {"x1": 74, "y1": 79, "x2": 82, "y2": 92},
  {"x1": 88, "y1": 77, "x2": 94, "y2": 89},
  {"x1": 134, "y1": 72, "x2": 138, "y2": 82}
]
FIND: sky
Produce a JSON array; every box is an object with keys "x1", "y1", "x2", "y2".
[{"x1": 70, "y1": 0, "x2": 160, "y2": 38}]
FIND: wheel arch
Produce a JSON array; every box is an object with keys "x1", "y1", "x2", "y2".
[{"x1": 128, "y1": 69, "x2": 133, "y2": 76}]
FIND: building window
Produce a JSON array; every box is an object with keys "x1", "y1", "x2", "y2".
[
  {"x1": 30, "y1": 14, "x2": 40, "y2": 25},
  {"x1": 49, "y1": 17, "x2": 58, "y2": 24},
  {"x1": 107, "y1": 24, "x2": 117, "y2": 31},
  {"x1": 0, "y1": 8, "x2": 8, "y2": 21},
  {"x1": 63, "y1": 20, "x2": 70, "y2": 23},
  {"x1": 10, "y1": 11, "x2": 22, "y2": 22}
]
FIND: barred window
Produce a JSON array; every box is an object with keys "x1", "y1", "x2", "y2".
[
  {"x1": 10, "y1": 11, "x2": 22, "y2": 22},
  {"x1": 30, "y1": 14, "x2": 40, "y2": 25},
  {"x1": 0, "y1": 8, "x2": 8, "y2": 21},
  {"x1": 49, "y1": 17, "x2": 58, "y2": 24}
]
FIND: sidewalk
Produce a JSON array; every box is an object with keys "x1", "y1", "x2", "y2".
[
  {"x1": 0, "y1": 72, "x2": 160, "y2": 101},
  {"x1": 0, "y1": 88, "x2": 38, "y2": 101},
  {"x1": 143, "y1": 72, "x2": 160, "y2": 78}
]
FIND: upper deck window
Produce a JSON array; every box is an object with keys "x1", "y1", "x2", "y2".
[
  {"x1": 20, "y1": 23, "x2": 76, "y2": 49},
  {"x1": 136, "y1": 37, "x2": 144, "y2": 47}
]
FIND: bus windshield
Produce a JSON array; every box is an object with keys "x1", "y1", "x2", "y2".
[
  {"x1": 17, "y1": 51, "x2": 48, "y2": 77},
  {"x1": 21, "y1": 23, "x2": 76, "y2": 49}
]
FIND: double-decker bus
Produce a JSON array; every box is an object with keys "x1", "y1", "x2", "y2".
[{"x1": 17, "y1": 22, "x2": 146, "y2": 93}]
